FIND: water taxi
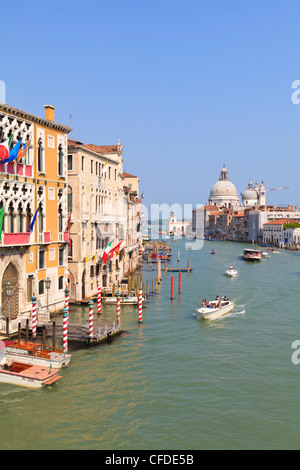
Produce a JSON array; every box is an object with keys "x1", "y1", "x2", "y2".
[
  {"x1": 196, "y1": 300, "x2": 234, "y2": 321},
  {"x1": 0, "y1": 352, "x2": 62, "y2": 388},
  {"x1": 2, "y1": 341, "x2": 71, "y2": 369},
  {"x1": 242, "y1": 248, "x2": 262, "y2": 261}
]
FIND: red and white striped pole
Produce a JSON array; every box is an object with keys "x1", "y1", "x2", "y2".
[
  {"x1": 138, "y1": 289, "x2": 143, "y2": 323},
  {"x1": 178, "y1": 272, "x2": 181, "y2": 294},
  {"x1": 117, "y1": 295, "x2": 121, "y2": 325},
  {"x1": 63, "y1": 306, "x2": 68, "y2": 353},
  {"x1": 32, "y1": 294, "x2": 37, "y2": 337},
  {"x1": 171, "y1": 275, "x2": 174, "y2": 300},
  {"x1": 88, "y1": 299, "x2": 94, "y2": 339},
  {"x1": 98, "y1": 284, "x2": 102, "y2": 315},
  {"x1": 65, "y1": 287, "x2": 69, "y2": 322}
]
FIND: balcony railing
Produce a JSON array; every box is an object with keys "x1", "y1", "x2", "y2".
[
  {"x1": 0, "y1": 162, "x2": 33, "y2": 177},
  {"x1": 2, "y1": 232, "x2": 31, "y2": 245}
]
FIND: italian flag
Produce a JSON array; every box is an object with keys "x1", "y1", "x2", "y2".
[
  {"x1": 0, "y1": 139, "x2": 9, "y2": 162},
  {"x1": 102, "y1": 240, "x2": 113, "y2": 264}
]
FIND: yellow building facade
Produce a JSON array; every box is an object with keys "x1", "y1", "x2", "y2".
[{"x1": 0, "y1": 103, "x2": 71, "y2": 332}]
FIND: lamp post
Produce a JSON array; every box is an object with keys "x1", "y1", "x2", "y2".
[
  {"x1": 45, "y1": 277, "x2": 51, "y2": 318},
  {"x1": 6, "y1": 282, "x2": 12, "y2": 336}
]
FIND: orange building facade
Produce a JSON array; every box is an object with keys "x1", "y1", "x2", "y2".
[{"x1": 0, "y1": 103, "x2": 71, "y2": 332}]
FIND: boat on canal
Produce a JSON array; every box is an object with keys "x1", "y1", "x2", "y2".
[
  {"x1": 104, "y1": 295, "x2": 144, "y2": 305},
  {"x1": 226, "y1": 266, "x2": 238, "y2": 277},
  {"x1": 242, "y1": 248, "x2": 262, "y2": 261},
  {"x1": 166, "y1": 267, "x2": 193, "y2": 272},
  {"x1": 1, "y1": 341, "x2": 71, "y2": 369},
  {"x1": 0, "y1": 351, "x2": 62, "y2": 388},
  {"x1": 195, "y1": 300, "x2": 234, "y2": 321}
]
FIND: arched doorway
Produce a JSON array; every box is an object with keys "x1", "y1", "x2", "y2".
[{"x1": 1, "y1": 263, "x2": 19, "y2": 320}]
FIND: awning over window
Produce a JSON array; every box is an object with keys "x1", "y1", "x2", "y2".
[{"x1": 96, "y1": 224, "x2": 114, "y2": 240}]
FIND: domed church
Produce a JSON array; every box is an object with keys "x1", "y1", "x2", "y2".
[
  {"x1": 241, "y1": 179, "x2": 266, "y2": 208},
  {"x1": 208, "y1": 165, "x2": 240, "y2": 209}
]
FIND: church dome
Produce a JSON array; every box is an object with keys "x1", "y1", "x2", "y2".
[
  {"x1": 210, "y1": 180, "x2": 238, "y2": 198},
  {"x1": 208, "y1": 165, "x2": 240, "y2": 208},
  {"x1": 241, "y1": 179, "x2": 259, "y2": 207}
]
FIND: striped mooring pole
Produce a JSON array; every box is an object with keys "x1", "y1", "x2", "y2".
[
  {"x1": 98, "y1": 284, "x2": 102, "y2": 315},
  {"x1": 88, "y1": 299, "x2": 94, "y2": 339},
  {"x1": 117, "y1": 295, "x2": 121, "y2": 325},
  {"x1": 32, "y1": 294, "x2": 37, "y2": 338},
  {"x1": 158, "y1": 257, "x2": 161, "y2": 284},
  {"x1": 65, "y1": 287, "x2": 69, "y2": 322},
  {"x1": 178, "y1": 272, "x2": 181, "y2": 294},
  {"x1": 138, "y1": 289, "x2": 143, "y2": 323},
  {"x1": 63, "y1": 306, "x2": 68, "y2": 353}
]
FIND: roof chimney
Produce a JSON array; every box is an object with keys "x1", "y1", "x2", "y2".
[{"x1": 44, "y1": 104, "x2": 55, "y2": 121}]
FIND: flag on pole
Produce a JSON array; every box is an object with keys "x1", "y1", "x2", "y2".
[
  {"x1": 140, "y1": 192, "x2": 144, "y2": 199},
  {"x1": 28, "y1": 207, "x2": 39, "y2": 233},
  {"x1": 16, "y1": 139, "x2": 30, "y2": 163},
  {"x1": 66, "y1": 209, "x2": 72, "y2": 231},
  {"x1": 0, "y1": 140, "x2": 9, "y2": 162},
  {"x1": 102, "y1": 160, "x2": 108, "y2": 176},
  {"x1": 109, "y1": 240, "x2": 124, "y2": 258},
  {"x1": 0, "y1": 206, "x2": 4, "y2": 240},
  {"x1": 102, "y1": 240, "x2": 113, "y2": 264},
  {"x1": 1, "y1": 139, "x2": 23, "y2": 164}
]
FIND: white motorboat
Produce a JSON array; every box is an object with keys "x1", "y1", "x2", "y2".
[
  {"x1": 226, "y1": 268, "x2": 238, "y2": 277},
  {"x1": 196, "y1": 300, "x2": 234, "y2": 321},
  {"x1": 104, "y1": 295, "x2": 144, "y2": 305},
  {"x1": 226, "y1": 265, "x2": 238, "y2": 277},
  {"x1": 0, "y1": 351, "x2": 62, "y2": 388},
  {"x1": 2, "y1": 341, "x2": 71, "y2": 369},
  {"x1": 261, "y1": 251, "x2": 269, "y2": 257}
]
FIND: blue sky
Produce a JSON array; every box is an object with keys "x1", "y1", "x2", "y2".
[{"x1": 2, "y1": 0, "x2": 300, "y2": 214}]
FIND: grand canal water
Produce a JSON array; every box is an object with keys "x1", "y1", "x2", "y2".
[{"x1": 1, "y1": 239, "x2": 300, "y2": 450}]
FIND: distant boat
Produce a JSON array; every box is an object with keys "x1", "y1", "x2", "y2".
[
  {"x1": 209, "y1": 249, "x2": 216, "y2": 254},
  {"x1": 104, "y1": 295, "x2": 144, "y2": 305},
  {"x1": 226, "y1": 268, "x2": 238, "y2": 277},
  {"x1": 242, "y1": 248, "x2": 262, "y2": 261},
  {"x1": 167, "y1": 267, "x2": 193, "y2": 272}
]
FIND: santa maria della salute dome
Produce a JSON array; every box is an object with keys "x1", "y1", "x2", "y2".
[
  {"x1": 208, "y1": 165, "x2": 240, "y2": 209},
  {"x1": 208, "y1": 165, "x2": 266, "y2": 209}
]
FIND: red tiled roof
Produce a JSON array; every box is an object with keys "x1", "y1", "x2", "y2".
[
  {"x1": 264, "y1": 218, "x2": 298, "y2": 225},
  {"x1": 123, "y1": 172, "x2": 138, "y2": 179},
  {"x1": 68, "y1": 138, "x2": 83, "y2": 146},
  {"x1": 83, "y1": 144, "x2": 120, "y2": 154}
]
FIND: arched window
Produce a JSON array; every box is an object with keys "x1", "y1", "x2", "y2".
[
  {"x1": 58, "y1": 203, "x2": 63, "y2": 233},
  {"x1": 38, "y1": 202, "x2": 44, "y2": 233},
  {"x1": 37, "y1": 138, "x2": 44, "y2": 172},
  {"x1": 67, "y1": 185, "x2": 73, "y2": 213},
  {"x1": 58, "y1": 275, "x2": 64, "y2": 290},
  {"x1": 38, "y1": 279, "x2": 44, "y2": 295},
  {"x1": 8, "y1": 201, "x2": 14, "y2": 233},
  {"x1": 16, "y1": 202, "x2": 23, "y2": 232},
  {"x1": 58, "y1": 144, "x2": 64, "y2": 176},
  {"x1": 26, "y1": 204, "x2": 31, "y2": 232}
]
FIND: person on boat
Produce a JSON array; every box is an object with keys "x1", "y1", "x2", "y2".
[
  {"x1": 229, "y1": 265, "x2": 233, "y2": 270},
  {"x1": 215, "y1": 296, "x2": 220, "y2": 301},
  {"x1": 224, "y1": 296, "x2": 228, "y2": 301},
  {"x1": 201, "y1": 299, "x2": 206, "y2": 307}
]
